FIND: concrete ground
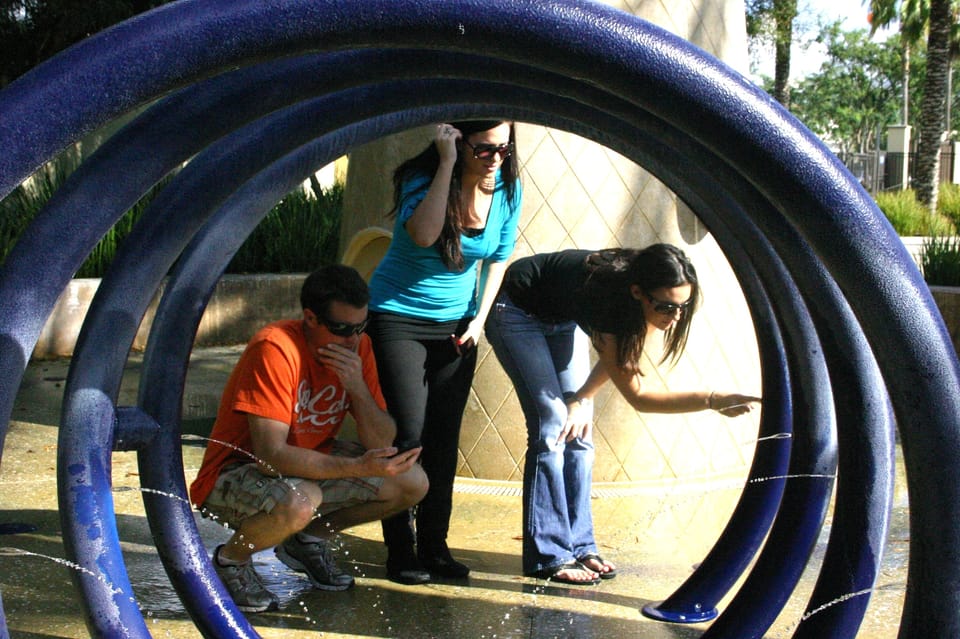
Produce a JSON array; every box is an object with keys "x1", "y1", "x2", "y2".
[{"x1": 0, "y1": 348, "x2": 907, "y2": 638}]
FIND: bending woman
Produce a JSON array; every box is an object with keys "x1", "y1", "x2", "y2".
[
  {"x1": 367, "y1": 121, "x2": 522, "y2": 584},
  {"x1": 484, "y1": 245, "x2": 760, "y2": 585}
]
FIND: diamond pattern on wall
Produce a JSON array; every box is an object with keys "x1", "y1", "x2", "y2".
[
  {"x1": 464, "y1": 122, "x2": 762, "y2": 486},
  {"x1": 457, "y1": 1, "x2": 759, "y2": 486}
]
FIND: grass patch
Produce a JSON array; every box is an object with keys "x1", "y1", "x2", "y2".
[
  {"x1": 874, "y1": 189, "x2": 957, "y2": 236},
  {"x1": 937, "y1": 183, "x2": 960, "y2": 231}
]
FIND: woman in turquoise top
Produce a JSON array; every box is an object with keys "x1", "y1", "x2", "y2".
[{"x1": 367, "y1": 121, "x2": 522, "y2": 584}]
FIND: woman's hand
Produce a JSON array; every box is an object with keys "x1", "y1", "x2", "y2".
[
  {"x1": 435, "y1": 123, "x2": 461, "y2": 164},
  {"x1": 558, "y1": 399, "x2": 593, "y2": 444},
  {"x1": 709, "y1": 392, "x2": 762, "y2": 417},
  {"x1": 451, "y1": 317, "x2": 484, "y2": 355},
  {"x1": 406, "y1": 124, "x2": 461, "y2": 247}
]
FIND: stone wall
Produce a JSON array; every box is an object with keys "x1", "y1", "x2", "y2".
[{"x1": 33, "y1": 274, "x2": 306, "y2": 360}]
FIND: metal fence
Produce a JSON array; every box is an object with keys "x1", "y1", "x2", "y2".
[
  {"x1": 837, "y1": 151, "x2": 883, "y2": 193},
  {"x1": 839, "y1": 144, "x2": 956, "y2": 194}
]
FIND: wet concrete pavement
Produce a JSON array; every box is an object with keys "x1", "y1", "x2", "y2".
[{"x1": 0, "y1": 348, "x2": 908, "y2": 638}]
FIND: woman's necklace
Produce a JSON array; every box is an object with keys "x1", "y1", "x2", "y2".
[{"x1": 462, "y1": 191, "x2": 491, "y2": 229}]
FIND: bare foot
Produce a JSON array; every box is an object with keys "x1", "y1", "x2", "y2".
[
  {"x1": 534, "y1": 561, "x2": 600, "y2": 585},
  {"x1": 578, "y1": 553, "x2": 617, "y2": 578},
  {"x1": 554, "y1": 565, "x2": 598, "y2": 583}
]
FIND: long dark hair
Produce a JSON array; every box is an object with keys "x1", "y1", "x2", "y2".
[
  {"x1": 389, "y1": 120, "x2": 520, "y2": 270},
  {"x1": 582, "y1": 244, "x2": 700, "y2": 371}
]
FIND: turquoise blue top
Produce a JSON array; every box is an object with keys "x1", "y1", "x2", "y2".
[{"x1": 369, "y1": 171, "x2": 522, "y2": 321}]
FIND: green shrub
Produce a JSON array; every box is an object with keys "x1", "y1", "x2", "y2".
[
  {"x1": 937, "y1": 182, "x2": 960, "y2": 230},
  {"x1": 874, "y1": 189, "x2": 957, "y2": 236},
  {"x1": 0, "y1": 168, "x2": 58, "y2": 264},
  {"x1": 0, "y1": 161, "x2": 161, "y2": 277},
  {"x1": 0, "y1": 162, "x2": 343, "y2": 277},
  {"x1": 920, "y1": 235, "x2": 960, "y2": 286},
  {"x1": 74, "y1": 185, "x2": 157, "y2": 278},
  {"x1": 225, "y1": 183, "x2": 343, "y2": 274}
]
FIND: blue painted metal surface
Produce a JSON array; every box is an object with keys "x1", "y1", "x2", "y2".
[{"x1": 1, "y1": 1, "x2": 957, "y2": 638}]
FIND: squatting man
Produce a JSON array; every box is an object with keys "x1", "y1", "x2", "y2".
[{"x1": 190, "y1": 264, "x2": 427, "y2": 612}]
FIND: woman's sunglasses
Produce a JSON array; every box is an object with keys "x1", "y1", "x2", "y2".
[
  {"x1": 644, "y1": 293, "x2": 694, "y2": 316},
  {"x1": 321, "y1": 316, "x2": 369, "y2": 337},
  {"x1": 463, "y1": 140, "x2": 514, "y2": 160}
]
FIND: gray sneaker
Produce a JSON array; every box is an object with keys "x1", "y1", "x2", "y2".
[
  {"x1": 276, "y1": 536, "x2": 355, "y2": 591},
  {"x1": 212, "y1": 546, "x2": 279, "y2": 613}
]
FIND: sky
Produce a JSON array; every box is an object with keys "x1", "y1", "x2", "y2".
[
  {"x1": 752, "y1": 0, "x2": 896, "y2": 81},
  {"x1": 805, "y1": 0, "x2": 874, "y2": 31}
]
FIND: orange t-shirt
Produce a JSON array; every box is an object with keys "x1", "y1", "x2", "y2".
[{"x1": 189, "y1": 319, "x2": 386, "y2": 507}]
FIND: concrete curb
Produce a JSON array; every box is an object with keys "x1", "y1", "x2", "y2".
[{"x1": 33, "y1": 273, "x2": 306, "y2": 359}]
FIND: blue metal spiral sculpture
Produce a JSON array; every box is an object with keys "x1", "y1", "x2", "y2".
[{"x1": 0, "y1": 1, "x2": 956, "y2": 637}]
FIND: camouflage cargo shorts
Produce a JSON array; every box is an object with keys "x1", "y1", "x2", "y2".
[{"x1": 199, "y1": 439, "x2": 385, "y2": 529}]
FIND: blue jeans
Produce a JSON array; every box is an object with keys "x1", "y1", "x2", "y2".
[{"x1": 485, "y1": 291, "x2": 596, "y2": 574}]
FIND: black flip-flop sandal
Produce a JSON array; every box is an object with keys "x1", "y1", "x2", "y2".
[
  {"x1": 577, "y1": 552, "x2": 618, "y2": 579},
  {"x1": 532, "y1": 560, "x2": 601, "y2": 585}
]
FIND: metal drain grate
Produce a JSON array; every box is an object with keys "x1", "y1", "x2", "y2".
[
  {"x1": 453, "y1": 474, "x2": 750, "y2": 499},
  {"x1": 453, "y1": 480, "x2": 522, "y2": 496}
]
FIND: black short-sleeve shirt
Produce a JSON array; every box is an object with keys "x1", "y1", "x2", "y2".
[
  {"x1": 502, "y1": 250, "x2": 591, "y2": 326},
  {"x1": 502, "y1": 249, "x2": 645, "y2": 336}
]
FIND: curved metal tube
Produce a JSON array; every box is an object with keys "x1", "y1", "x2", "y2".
[{"x1": 0, "y1": 1, "x2": 956, "y2": 637}]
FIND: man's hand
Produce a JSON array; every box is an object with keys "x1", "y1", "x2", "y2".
[
  {"x1": 316, "y1": 343, "x2": 365, "y2": 394},
  {"x1": 357, "y1": 446, "x2": 422, "y2": 477}
]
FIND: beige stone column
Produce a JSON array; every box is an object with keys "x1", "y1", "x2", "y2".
[
  {"x1": 340, "y1": 1, "x2": 763, "y2": 486},
  {"x1": 337, "y1": 127, "x2": 432, "y2": 257}
]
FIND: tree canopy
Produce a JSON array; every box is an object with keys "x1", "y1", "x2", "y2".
[
  {"x1": 746, "y1": 0, "x2": 800, "y2": 105},
  {"x1": 0, "y1": 0, "x2": 173, "y2": 87},
  {"x1": 788, "y1": 22, "x2": 907, "y2": 154},
  {"x1": 868, "y1": 0, "x2": 959, "y2": 209}
]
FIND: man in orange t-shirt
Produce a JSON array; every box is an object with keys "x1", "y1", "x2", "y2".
[{"x1": 190, "y1": 265, "x2": 427, "y2": 613}]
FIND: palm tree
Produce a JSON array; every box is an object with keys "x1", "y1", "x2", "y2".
[
  {"x1": 870, "y1": 0, "x2": 958, "y2": 211},
  {"x1": 872, "y1": 0, "x2": 928, "y2": 124},
  {"x1": 747, "y1": 0, "x2": 800, "y2": 106},
  {"x1": 773, "y1": 0, "x2": 800, "y2": 105}
]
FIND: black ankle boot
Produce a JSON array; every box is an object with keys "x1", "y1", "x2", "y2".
[
  {"x1": 418, "y1": 542, "x2": 470, "y2": 578},
  {"x1": 386, "y1": 545, "x2": 431, "y2": 585}
]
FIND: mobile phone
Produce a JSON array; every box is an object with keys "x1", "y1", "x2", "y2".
[{"x1": 394, "y1": 439, "x2": 421, "y2": 454}]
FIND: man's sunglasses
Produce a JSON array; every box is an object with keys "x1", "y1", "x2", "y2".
[
  {"x1": 463, "y1": 140, "x2": 514, "y2": 160},
  {"x1": 321, "y1": 316, "x2": 369, "y2": 337},
  {"x1": 644, "y1": 293, "x2": 694, "y2": 316}
]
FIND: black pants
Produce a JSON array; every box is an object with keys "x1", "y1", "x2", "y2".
[{"x1": 368, "y1": 313, "x2": 477, "y2": 551}]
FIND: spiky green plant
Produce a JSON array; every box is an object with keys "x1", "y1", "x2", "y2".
[
  {"x1": 225, "y1": 183, "x2": 343, "y2": 274},
  {"x1": 1, "y1": 161, "x2": 343, "y2": 278},
  {"x1": 921, "y1": 235, "x2": 960, "y2": 286},
  {"x1": 937, "y1": 182, "x2": 960, "y2": 231},
  {"x1": 0, "y1": 170, "x2": 56, "y2": 264}
]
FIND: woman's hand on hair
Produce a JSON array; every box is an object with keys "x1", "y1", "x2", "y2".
[
  {"x1": 435, "y1": 123, "x2": 461, "y2": 164},
  {"x1": 709, "y1": 392, "x2": 762, "y2": 417}
]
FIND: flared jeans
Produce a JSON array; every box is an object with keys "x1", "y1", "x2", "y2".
[{"x1": 485, "y1": 291, "x2": 597, "y2": 574}]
